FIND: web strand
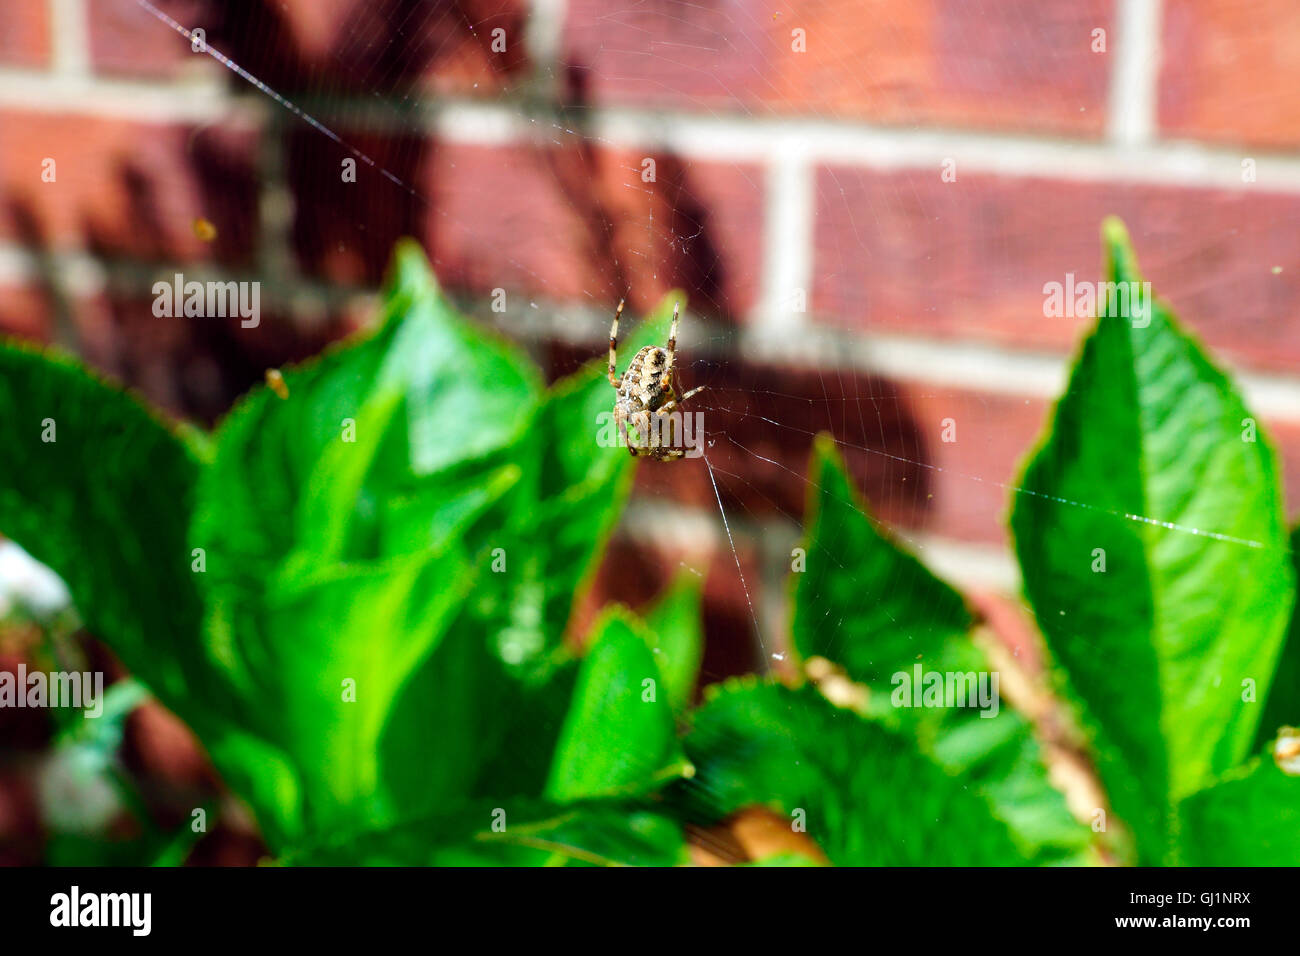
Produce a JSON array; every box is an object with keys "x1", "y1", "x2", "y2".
[
  {"x1": 135, "y1": 0, "x2": 426, "y2": 201},
  {"x1": 703, "y1": 451, "x2": 768, "y2": 657}
]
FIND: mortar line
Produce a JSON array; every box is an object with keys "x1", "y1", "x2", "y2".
[
  {"x1": 756, "y1": 140, "x2": 814, "y2": 331},
  {"x1": 5, "y1": 68, "x2": 1300, "y2": 191},
  {"x1": 50, "y1": 0, "x2": 90, "y2": 78},
  {"x1": 1108, "y1": 0, "x2": 1163, "y2": 145}
]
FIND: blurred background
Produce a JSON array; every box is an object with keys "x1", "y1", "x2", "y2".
[{"x1": 2, "y1": 0, "x2": 1299, "y2": 863}]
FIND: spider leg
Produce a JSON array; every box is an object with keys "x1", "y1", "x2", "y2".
[
  {"x1": 656, "y1": 381, "x2": 705, "y2": 419},
  {"x1": 615, "y1": 405, "x2": 631, "y2": 453},
  {"x1": 620, "y1": 412, "x2": 641, "y2": 456},
  {"x1": 652, "y1": 392, "x2": 705, "y2": 460},
  {"x1": 608, "y1": 298, "x2": 624, "y2": 388},
  {"x1": 627, "y1": 408, "x2": 651, "y2": 457},
  {"x1": 662, "y1": 301, "x2": 680, "y2": 379}
]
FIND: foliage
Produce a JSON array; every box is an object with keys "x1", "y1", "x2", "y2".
[
  {"x1": 1010, "y1": 218, "x2": 1296, "y2": 865},
  {"x1": 1, "y1": 224, "x2": 1295, "y2": 866}
]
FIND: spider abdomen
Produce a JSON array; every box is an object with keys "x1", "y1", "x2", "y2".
[{"x1": 620, "y1": 345, "x2": 672, "y2": 409}]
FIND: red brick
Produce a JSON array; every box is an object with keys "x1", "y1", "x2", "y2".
[
  {"x1": 874, "y1": 386, "x2": 1300, "y2": 547},
  {"x1": 87, "y1": 291, "x2": 354, "y2": 422},
  {"x1": 0, "y1": 110, "x2": 260, "y2": 266},
  {"x1": 813, "y1": 167, "x2": 1300, "y2": 375},
  {"x1": 877, "y1": 386, "x2": 1300, "y2": 547},
  {"x1": 289, "y1": 137, "x2": 595, "y2": 294},
  {"x1": 541, "y1": 145, "x2": 764, "y2": 319},
  {"x1": 0, "y1": 0, "x2": 51, "y2": 67},
  {"x1": 1160, "y1": 0, "x2": 1300, "y2": 148},
  {"x1": 260, "y1": 0, "x2": 529, "y2": 95},
  {"x1": 185, "y1": 825, "x2": 268, "y2": 866},
  {"x1": 287, "y1": 127, "x2": 428, "y2": 286},
  {"x1": 0, "y1": 650, "x2": 52, "y2": 748},
  {"x1": 0, "y1": 283, "x2": 53, "y2": 342},
  {"x1": 289, "y1": 139, "x2": 763, "y2": 316},
  {"x1": 564, "y1": 0, "x2": 1113, "y2": 136},
  {"x1": 901, "y1": 386, "x2": 1047, "y2": 547},
  {"x1": 425, "y1": 143, "x2": 592, "y2": 301},
  {"x1": 88, "y1": 0, "x2": 214, "y2": 78},
  {"x1": 0, "y1": 770, "x2": 41, "y2": 866},
  {"x1": 90, "y1": 0, "x2": 529, "y2": 94}
]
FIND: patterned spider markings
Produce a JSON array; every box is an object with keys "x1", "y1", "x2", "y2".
[{"x1": 607, "y1": 300, "x2": 706, "y2": 460}]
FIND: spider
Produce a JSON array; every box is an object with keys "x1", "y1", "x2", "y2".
[{"x1": 607, "y1": 299, "x2": 706, "y2": 460}]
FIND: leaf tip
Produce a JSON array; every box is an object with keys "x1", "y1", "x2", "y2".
[
  {"x1": 385, "y1": 237, "x2": 438, "y2": 299},
  {"x1": 1101, "y1": 216, "x2": 1142, "y2": 284},
  {"x1": 1100, "y1": 215, "x2": 1130, "y2": 246},
  {"x1": 811, "y1": 431, "x2": 839, "y2": 467}
]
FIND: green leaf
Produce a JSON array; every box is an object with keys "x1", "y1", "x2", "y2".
[
  {"x1": 149, "y1": 813, "x2": 210, "y2": 867},
  {"x1": 1010, "y1": 218, "x2": 1295, "y2": 863},
  {"x1": 204, "y1": 727, "x2": 303, "y2": 847},
  {"x1": 743, "y1": 851, "x2": 825, "y2": 867},
  {"x1": 443, "y1": 293, "x2": 678, "y2": 677},
  {"x1": 643, "y1": 571, "x2": 705, "y2": 714},
  {"x1": 197, "y1": 241, "x2": 539, "y2": 592},
  {"x1": 792, "y1": 435, "x2": 971, "y2": 684},
  {"x1": 470, "y1": 656, "x2": 581, "y2": 800},
  {"x1": 0, "y1": 339, "x2": 208, "y2": 709},
  {"x1": 678, "y1": 680, "x2": 1027, "y2": 865},
  {"x1": 375, "y1": 240, "x2": 543, "y2": 479},
  {"x1": 1255, "y1": 527, "x2": 1300, "y2": 751},
  {"x1": 544, "y1": 608, "x2": 688, "y2": 803},
  {"x1": 191, "y1": 242, "x2": 533, "y2": 837},
  {"x1": 45, "y1": 829, "x2": 204, "y2": 868},
  {"x1": 1178, "y1": 754, "x2": 1300, "y2": 865},
  {"x1": 260, "y1": 547, "x2": 473, "y2": 825},
  {"x1": 379, "y1": 618, "x2": 510, "y2": 815},
  {"x1": 0, "y1": 341, "x2": 295, "y2": 840},
  {"x1": 291, "y1": 799, "x2": 687, "y2": 867},
  {"x1": 380, "y1": 617, "x2": 579, "y2": 815},
  {"x1": 788, "y1": 437, "x2": 1084, "y2": 860},
  {"x1": 926, "y1": 705, "x2": 1091, "y2": 861}
]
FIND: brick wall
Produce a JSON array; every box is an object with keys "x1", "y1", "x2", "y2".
[{"x1": 3, "y1": 0, "x2": 1300, "y2": 674}]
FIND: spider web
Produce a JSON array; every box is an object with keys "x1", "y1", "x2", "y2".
[{"x1": 125, "y1": 0, "x2": 1291, "y2": 805}]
